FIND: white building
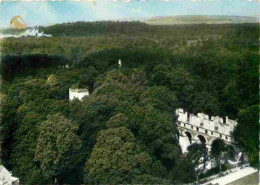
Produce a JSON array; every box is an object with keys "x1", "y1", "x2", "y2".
[
  {"x1": 69, "y1": 88, "x2": 89, "y2": 101},
  {"x1": 176, "y1": 108, "x2": 237, "y2": 153},
  {"x1": 118, "y1": 59, "x2": 122, "y2": 67},
  {"x1": 0, "y1": 165, "x2": 19, "y2": 185}
]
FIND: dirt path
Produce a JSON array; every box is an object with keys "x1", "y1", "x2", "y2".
[{"x1": 202, "y1": 166, "x2": 257, "y2": 185}]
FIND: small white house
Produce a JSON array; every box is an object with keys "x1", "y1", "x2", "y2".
[
  {"x1": 0, "y1": 165, "x2": 19, "y2": 185},
  {"x1": 69, "y1": 88, "x2": 89, "y2": 101}
]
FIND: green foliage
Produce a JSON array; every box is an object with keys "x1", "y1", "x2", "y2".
[
  {"x1": 85, "y1": 126, "x2": 152, "y2": 184},
  {"x1": 150, "y1": 65, "x2": 195, "y2": 110},
  {"x1": 34, "y1": 114, "x2": 81, "y2": 183},
  {"x1": 211, "y1": 138, "x2": 227, "y2": 170},
  {"x1": 186, "y1": 143, "x2": 209, "y2": 183},
  {"x1": 187, "y1": 143, "x2": 208, "y2": 169},
  {"x1": 39, "y1": 21, "x2": 150, "y2": 37},
  {"x1": 140, "y1": 86, "x2": 178, "y2": 112},
  {"x1": 24, "y1": 167, "x2": 51, "y2": 185},
  {"x1": 0, "y1": 54, "x2": 68, "y2": 80},
  {"x1": 1, "y1": 22, "x2": 258, "y2": 184},
  {"x1": 234, "y1": 105, "x2": 259, "y2": 167},
  {"x1": 171, "y1": 157, "x2": 196, "y2": 183},
  {"x1": 222, "y1": 51, "x2": 258, "y2": 117},
  {"x1": 198, "y1": 167, "x2": 220, "y2": 179},
  {"x1": 221, "y1": 164, "x2": 228, "y2": 172},
  {"x1": 106, "y1": 113, "x2": 127, "y2": 128}
]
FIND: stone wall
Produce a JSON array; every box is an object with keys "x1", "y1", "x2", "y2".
[
  {"x1": 176, "y1": 108, "x2": 237, "y2": 143},
  {"x1": 69, "y1": 88, "x2": 89, "y2": 101}
]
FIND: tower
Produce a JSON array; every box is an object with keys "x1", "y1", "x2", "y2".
[
  {"x1": 69, "y1": 88, "x2": 89, "y2": 101},
  {"x1": 118, "y1": 59, "x2": 122, "y2": 67}
]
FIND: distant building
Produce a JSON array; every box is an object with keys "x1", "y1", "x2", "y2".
[
  {"x1": 0, "y1": 165, "x2": 19, "y2": 185},
  {"x1": 69, "y1": 88, "x2": 89, "y2": 101}
]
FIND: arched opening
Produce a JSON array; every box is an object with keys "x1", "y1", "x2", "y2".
[
  {"x1": 198, "y1": 135, "x2": 206, "y2": 144},
  {"x1": 185, "y1": 131, "x2": 192, "y2": 144},
  {"x1": 227, "y1": 145, "x2": 236, "y2": 161},
  {"x1": 176, "y1": 129, "x2": 180, "y2": 140}
]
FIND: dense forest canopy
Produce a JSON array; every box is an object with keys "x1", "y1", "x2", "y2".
[{"x1": 0, "y1": 21, "x2": 258, "y2": 184}]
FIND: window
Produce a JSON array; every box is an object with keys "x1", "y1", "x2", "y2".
[
  {"x1": 205, "y1": 130, "x2": 208, "y2": 134},
  {"x1": 191, "y1": 126, "x2": 193, "y2": 129},
  {"x1": 211, "y1": 131, "x2": 213, "y2": 135},
  {"x1": 215, "y1": 127, "x2": 218, "y2": 131},
  {"x1": 196, "y1": 127, "x2": 199, "y2": 131},
  {"x1": 226, "y1": 136, "x2": 228, "y2": 140},
  {"x1": 200, "y1": 123, "x2": 204, "y2": 127},
  {"x1": 220, "y1": 134, "x2": 222, "y2": 138}
]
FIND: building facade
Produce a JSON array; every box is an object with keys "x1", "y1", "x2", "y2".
[
  {"x1": 0, "y1": 165, "x2": 19, "y2": 185},
  {"x1": 69, "y1": 88, "x2": 89, "y2": 101},
  {"x1": 175, "y1": 108, "x2": 237, "y2": 153}
]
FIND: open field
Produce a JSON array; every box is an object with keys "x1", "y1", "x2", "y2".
[
  {"x1": 227, "y1": 172, "x2": 259, "y2": 185},
  {"x1": 143, "y1": 15, "x2": 258, "y2": 25},
  {"x1": 203, "y1": 167, "x2": 258, "y2": 185}
]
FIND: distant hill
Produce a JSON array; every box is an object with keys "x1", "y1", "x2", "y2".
[{"x1": 143, "y1": 15, "x2": 259, "y2": 25}]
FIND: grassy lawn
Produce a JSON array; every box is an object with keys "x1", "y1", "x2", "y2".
[{"x1": 227, "y1": 172, "x2": 259, "y2": 185}]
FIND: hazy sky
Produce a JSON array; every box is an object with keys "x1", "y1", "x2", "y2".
[{"x1": 0, "y1": 0, "x2": 259, "y2": 28}]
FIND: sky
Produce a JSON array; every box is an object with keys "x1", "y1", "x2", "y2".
[{"x1": 0, "y1": 0, "x2": 259, "y2": 28}]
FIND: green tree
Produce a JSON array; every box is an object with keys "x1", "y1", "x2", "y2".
[
  {"x1": 106, "y1": 113, "x2": 127, "y2": 128},
  {"x1": 171, "y1": 157, "x2": 196, "y2": 183},
  {"x1": 150, "y1": 65, "x2": 195, "y2": 111},
  {"x1": 211, "y1": 138, "x2": 227, "y2": 170},
  {"x1": 187, "y1": 143, "x2": 208, "y2": 183},
  {"x1": 85, "y1": 126, "x2": 152, "y2": 184},
  {"x1": 192, "y1": 90, "x2": 220, "y2": 115},
  {"x1": 234, "y1": 105, "x2": 259, "y2": 167},
  {"x1": 223, "y1": 51, "x2": 258, "y2": 117},
  {"x1": 126, "y1": 105, "x2": 180, "y2": 172},
  {"x1": 34, "y1": 114, "x2": 81, "y2": 183},
  {"x1": 139, "y1": 86, "x2": 178, "y2": 112}
]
